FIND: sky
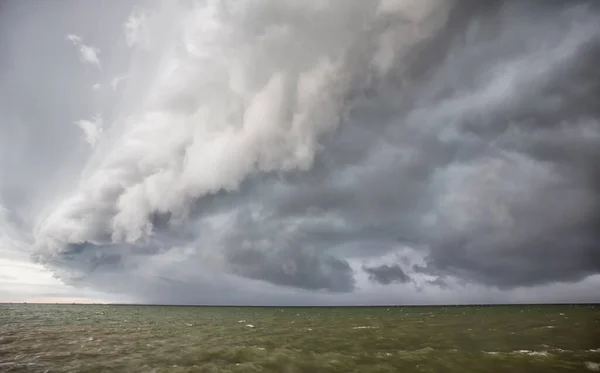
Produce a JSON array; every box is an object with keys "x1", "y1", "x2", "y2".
[{"x1": 0, "y1": 0, "x2": 599, "y2": 305}]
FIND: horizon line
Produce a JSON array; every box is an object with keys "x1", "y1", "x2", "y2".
[{"x1": 1, "y1": 302, "x2": 598, "y2": 307}]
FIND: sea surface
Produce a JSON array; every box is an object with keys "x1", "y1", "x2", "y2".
[{"x1": 0, "y1": 304, "x2": 599, "y2": 372}]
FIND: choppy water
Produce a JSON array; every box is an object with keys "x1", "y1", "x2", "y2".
[{"x1": 0, "y1": 304, "x2": 599, "y2": 372}]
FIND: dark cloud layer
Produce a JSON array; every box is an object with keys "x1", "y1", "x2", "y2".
[
  {"x1": 267, "y1": 0, "x2": 600, "y2": 290},
  {"x1": 2, "y1": 0, "x2": 600, "y2": 304},
  {"x1": 363, "y1": 264, "x2": 412, "y2": 285}
]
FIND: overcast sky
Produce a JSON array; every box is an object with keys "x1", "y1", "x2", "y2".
[{"x1": 1, "y1": 0, "x2": 599, "y2": 305}]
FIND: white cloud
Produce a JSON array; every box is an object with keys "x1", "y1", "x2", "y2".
[
  {"x1": 65, "y1": 33, "x2": 101, "y2": 68},
  {"x1": 74, "y1": 115, "x2": 103, "y2": 147},
  {"x1": 78, "y1": 44, "x2": 101, "y2": 68},
  {"x1": 124, "y1": 8, "x2": 149, "y2": 48},
  {"x1": 65, "y1": 33, "x2": 81, "y2": 45},
  {"x1": 38, "y1": 0, "x2": 453, "y2": 254}
]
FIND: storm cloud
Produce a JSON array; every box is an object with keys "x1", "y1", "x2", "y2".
[
  {"x1": 363, "y1": 264, "x2": 412, "y2": 285},
  {"x1": 1, "y1": 0, "x2": 599, "y2": 304}
]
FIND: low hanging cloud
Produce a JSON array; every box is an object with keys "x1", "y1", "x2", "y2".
[
  {"x1": 363, "y1": 264, "x2": 412, "y2": 285},
  {"x1": 1, "y1": 0, "x2": 599, "y2": 304}
]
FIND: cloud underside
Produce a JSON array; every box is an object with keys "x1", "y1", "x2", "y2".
[{"x1": 18, "y1": 0, "x2": 600, "y2": 303}]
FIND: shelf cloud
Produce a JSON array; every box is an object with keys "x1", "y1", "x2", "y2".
[{"x1": 1, "y1": 0, "x2": 599, "y2": 304}]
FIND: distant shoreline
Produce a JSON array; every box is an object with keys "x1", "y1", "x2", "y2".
[{"x1": 1, "y1": 302, "x2": 598, "y2": 307}]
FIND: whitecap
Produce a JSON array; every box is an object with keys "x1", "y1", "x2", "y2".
[
  {"x1": 514, "y1": 350, "x2": 550, "y2": 357},
  {"x1": 585, "y1": 362, "x2": 600, "y2": 372},
  {"x1": 553, "y1": 347, "x2": 572, "y2": 353},
  {"x1": 484, "y1": 351, "x2": 500, "y2": 355}
]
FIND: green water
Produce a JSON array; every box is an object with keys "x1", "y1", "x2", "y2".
[{"x1": 0, "y1": 304, "x2": 599, "y2": 372}]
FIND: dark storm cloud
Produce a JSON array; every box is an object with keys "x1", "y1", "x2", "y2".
[
  {"x1": 363, "y1": 264, "x2": 411, "y2": 285},
  {"x1": 3, "y1": 0, "x2": 600, "y2": 304},
  {"x1": 228, "y1": 248, "x2": 354, "y2": 292},
  {"x1": 403, "y1": 1, "x2": 600, "y2": 288},
  {"x1": 238, "y1": 0, "x2": 600, "y2": 290},
  {"x1": 426, "y1": 277, "x2": 449, "y2": 290},
  {"x1": 220, "y1": 206, "x2": 355, "y2": 292}
]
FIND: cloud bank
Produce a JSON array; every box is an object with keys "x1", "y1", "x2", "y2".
[{"x1": 1, "y1": 0, "x2": 599, "y2": 304}]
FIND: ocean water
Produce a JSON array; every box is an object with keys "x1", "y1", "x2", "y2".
[{"x1": 0, "y1": 304, "x2": 599, "y2": 372}]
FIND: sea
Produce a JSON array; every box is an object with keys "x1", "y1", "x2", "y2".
[{"x1": 0, "y1": 304, "x2": 599, "y2": 372}]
